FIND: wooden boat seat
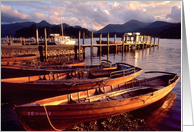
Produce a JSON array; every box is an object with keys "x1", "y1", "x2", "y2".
[
  {"x1": 145, "y1": 84, "x2": 164, "y2": 90},
  {"x1": 89, "y1": 70, "x2": 112, "y2": 78},
  {"x1": 84, "y1": 86, "x2": 151, "y2": 102},
  {"x1": 33, "y1": 77, "x2": 110, "y2": 84}
]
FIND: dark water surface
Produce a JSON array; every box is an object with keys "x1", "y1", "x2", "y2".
[
  {"x1": 82, "y1": 38, "x2": 181, "y2": 131},
  {"x1": 1, "y1": 38, "x2": 181, "y2": 131}
]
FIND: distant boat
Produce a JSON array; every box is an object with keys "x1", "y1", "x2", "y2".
[
  {"x1": 53, "y1": 8, "x2": 76, "y2": 45},
  {"x1": 54, "y1": 36, "x2": 76, "y2": 45},
  {"x1": 14, "y1": 71, "x2": 179, "y2": 131}
]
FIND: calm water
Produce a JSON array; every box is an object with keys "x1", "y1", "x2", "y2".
[
  {"x1": 82, "y1": 38, "x2": 181, "y2": 131},
  {"x1": 1, "y1": 38, "x2": 181, "y2": 131}
]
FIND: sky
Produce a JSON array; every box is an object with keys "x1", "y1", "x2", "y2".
[{"x1": 1, "y1": 1, "x2": 182, "y2": 31}]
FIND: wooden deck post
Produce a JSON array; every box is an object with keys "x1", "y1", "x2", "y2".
[
  {"x1": 114, "y1": 34, "x2": 117, "y2": 53},
  {"x1": 91, "y1": 32, "x2": 93, "y2": 57},
  {"x1": 122, "y1": 33, "x2": 125, "y2": 52},
  {"x1": 36, "y1": 28, "x2": 39, "y2": 45},
  {"x1": 82, "y1": 32, "x2": 86, "y2": 59},
  {"x1": 150, "y1": 36, "x2": 152, "y2": 46},
  {"x1": 107, "y1": 32, "x2": 109, "y2": 54},
  {"x1": 158, "y1": 36, "x2": 160, "y2": 45},
  {"x1": 99, "y1": 33, "x2": 102, "y2": 56},
  {"x1": 135, "y1": 35, "x2": 138, "y2": 49},
  {"x1": 44, "y1": 28, "x2": 47, "y2": 61},
  {"x1": 9, "y1": 36, "x2": 12, "y2": 45},
  {"x1": 6, "y1": 36, "x2": 8, "y2": 44},
  {"x1": 83, "y1": 32, "x2": 85, "y2": 45},
  {"x1": 23, "y1": 37, "x2": 25, "y2": 45},
  {"x1": 78, "y1": 31, "x2": 81, "y2": 55},
  {"x1": 154, "y1": 36, "x2": 156, "y2": 46}
]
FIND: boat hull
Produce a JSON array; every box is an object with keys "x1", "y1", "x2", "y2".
[
  {"x1": 1, "y1": 54, "x2": 37, "y2": 62},
  {"x1": 14, "y1": 74, "x2": 180, "y2": 131},
  {"x1": 1, "y1": 61, "x2": 86, "y2": 79},
  {"x1": 2, "y1": 63, "x2": 142, "y2": 102}
]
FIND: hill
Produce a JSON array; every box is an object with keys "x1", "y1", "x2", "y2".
[
  {"x1": 94, "y1": 20, "x2": 180, "y2": 38},
  {"x1": 95, "y1": 19, "x2": 150, "y2": 33}
]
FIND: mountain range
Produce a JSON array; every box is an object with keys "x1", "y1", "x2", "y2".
[{"x1": 1, "y1": 19, "x2": 181, "y2": 39}]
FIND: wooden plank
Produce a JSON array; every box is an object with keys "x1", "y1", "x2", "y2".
[{"x1": 85, "y1": 86, "x2": 151, "y2": 102}]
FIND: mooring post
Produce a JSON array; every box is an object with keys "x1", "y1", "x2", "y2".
[
  {"x1": 82, "y1": 32, "x2": 86, "y2": 59},
  {"x1": 107, "y1": 32, "x2": 109, "y2": 55},
  {"x1": 158, "y1": 36, "x2": 160, "y2": 45},
  {"x1": 150, "y1": 36, "x2": 152, "y2": 46},
  {"x1": 78, "y1": 31, "x2": 81, "y2": 55},
  {"x1": 9, "y1": 36, "x2": 12, "y2": 45},
  {"x1": 114, "y1": 34, "x2": 117, "y2": 53},
  {"x1": 78, "y1": 31, "x2": 81, "y2": 60},
  {"x1": 6, "y1": 36, "x2": 8, "y2": 44},
  {"x1": 23, "y1": 37, "x2": 25, "y2": 45},
  {"x1": 36, "y1": 28, "x2": 39, "y2": 45},
  {"x1": 91, "y1": 32, "x2": 93, "y2": 57},
  {"x1": 122, "y1": 33, "x2": 125, "y2": 52},
  {"x1": 99, "y1": 33, "x2": 102, "y2": 56},
  {"x1": 83, "y1": 32, "x2": 85, "y2": 45},
  {"x1": 154, "y1": 36, "x2": 156, "y2": 46},
  {"x1": 44, "y1": 28, "x2": 47, "y2": 61}
]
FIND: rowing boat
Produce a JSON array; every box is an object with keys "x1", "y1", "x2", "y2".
[
  {"x1": 1, "y1": 54, "x2": 37, "y2": 62},
  {"x1": 14, "y1": 71, "x2": 180, "y2": 131},
  {"x1": 1, "y1": 60, "x2": 114, "y2": 79},
  {"x1": 2, "y1": 63, "x2": 142, "y2": 101}
]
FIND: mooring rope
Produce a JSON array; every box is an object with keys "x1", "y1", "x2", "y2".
[{"x1": 42, "y1": 104, "x2": 62, "y2": 131}]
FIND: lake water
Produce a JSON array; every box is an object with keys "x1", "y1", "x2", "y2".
[
  {"x1": 1, "y1": 38, "x2": 181, "y2": 131},
  {"x1": 82, "y1": 38, "x2": 181, "y2": 131}
]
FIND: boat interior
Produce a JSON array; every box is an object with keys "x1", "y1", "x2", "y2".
[
  {"x1": 2, "y1": 63, "x2": 140, "y2": 84},
  {"x1": 19, "y1": 73, "x2": 179, "y2": 107}
]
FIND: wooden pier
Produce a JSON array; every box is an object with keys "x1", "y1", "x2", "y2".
[{"x1": 1, "y1": 29, "x2": 160, "y2": 61}]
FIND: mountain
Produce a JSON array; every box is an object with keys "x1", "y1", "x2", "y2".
[
  {"x1": 95, "y1": 19, "x2": 150, "y2": 33},
  {"x1": 159, "y1": 23, "x2": 181, "y2": 39},
  {"x1": 94, "y1": 20, "x2": 180, "y2": 38},
  {"x1": 36, "y1": 20, "x2": 54, "y2": 28},
  {"x1": 1, "y1": 19, "x2": 181, "y2": 38},
  {"x1": 1, "y1": 20, "x2": 71, "y2": 37},
  {"x1": 133, "y1": 21, "x2": 175, "y2": 36},
  {"x1": 1, "y1": 22, "x2": 35, "y2": 37}
]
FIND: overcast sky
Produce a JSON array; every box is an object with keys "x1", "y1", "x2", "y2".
[{"x1": 1, "y1": 1, "x2": 181, "y2": 31}]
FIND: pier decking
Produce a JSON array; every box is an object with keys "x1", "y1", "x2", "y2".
[{"x1": 1, "y1": 29, "x2": 160, "y2": 61}]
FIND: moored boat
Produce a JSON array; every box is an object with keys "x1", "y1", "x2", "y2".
[
  {"x1": 1, "y1": 60, "x2": 115, "y2": 79},
  {"x1": 1, "y1": 54, "x2": 37, "y2": 62},
  {"x1": 2, "y1": 63, "x2": 142, "y2": 101},
  {"x1": 14, "y1": 71, "x2": 180, "y2": 131}
]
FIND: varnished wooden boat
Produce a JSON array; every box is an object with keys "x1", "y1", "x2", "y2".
[
  {"x1": 1, "y1": 60, "x2": 114, "y2": 79},
  {"x1": 14, "y1": 71, "x2": 180, "y2": 131},
  {"x1": 1, "y1": 54, "x2": 37, "y2": 62},
  {"x1": 2, "y1": 63, "x2": 142, "y2": 100}
]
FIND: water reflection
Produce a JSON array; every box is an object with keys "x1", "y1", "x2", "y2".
[{"x1": 130, "y1": 92, "x2": 179, "y2": 131}]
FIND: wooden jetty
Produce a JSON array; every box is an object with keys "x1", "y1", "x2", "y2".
[{"x1": 1, "y1": 29, "x2": 160, "y2": 60}]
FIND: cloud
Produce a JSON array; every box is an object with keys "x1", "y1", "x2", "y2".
[
  {"x1": 1, "y1": 4, "x2": 31, "y2": 23},
  {"x1": 1, "y1": 1, "x2": 182, "y2": 31},
  {"x1": 166, "y1": 6, "x2": 181, "y2": 22}
]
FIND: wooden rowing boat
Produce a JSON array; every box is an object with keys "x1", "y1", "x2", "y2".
[
  {"x1": 1, "y1": 59, "x2": 86, "y2": 67},
  {"x1": 1, "y1": 60, "x2": 114, "y2": 79},
  {"x1": 2, "y1": 63, "x2": 142, "y2": 101},
  {"x1": 1, "y1": 54, "x2": 37, "y2": 62},
  {"x1": 14, "y1": 71, "x2": 180, "y2": 131}
]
